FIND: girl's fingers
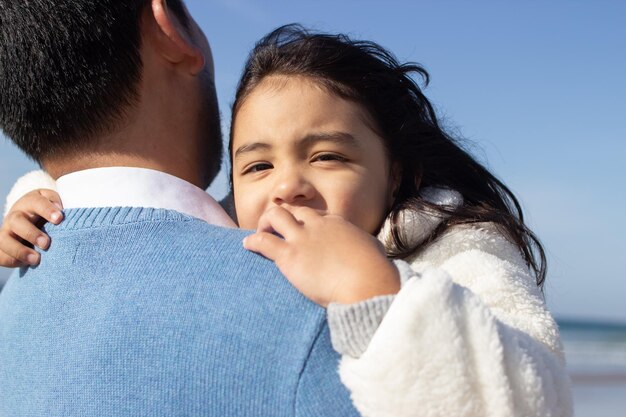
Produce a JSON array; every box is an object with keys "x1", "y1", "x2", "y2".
[
  {"x1": 0, "y1": 250, "x2": 25, "y2": 268},
  {"x1": 0, "y1": 229, "x2": 40, "y2": 266},
  {"x1": 11, "y1": 190, "x2": 63, "y2": 225},
  {"x1": 289, "y1": 206, "x2": 322, "y2": 223},
  {"x1": 243, "y1": 232, "x2": 289, "y2": 262},
  {"x1": 256, "y1": 206, "x2": 302, "y2": 239},
  {"x1": 39, "y1": 189, "x2": 64, "y2": 211},
  {"x1": 5, "y1": 212, "x2": 50, "y2": 250}
]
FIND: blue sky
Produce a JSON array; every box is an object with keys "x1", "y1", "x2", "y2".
[{"x1": 1, "y1": 1, "x2": 624, "y2": 321}]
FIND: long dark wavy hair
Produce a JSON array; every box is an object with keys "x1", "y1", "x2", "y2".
[{"x1": 229, "y1": 25, "x2": 547, "y2": 287}]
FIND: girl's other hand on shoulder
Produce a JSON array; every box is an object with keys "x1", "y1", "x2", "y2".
[
  {"x1": 0, "y1": 189, "x2": 63, "y2": 268},
  {"x1": 243, "y1": 206, "x2": 400, "y2": 307}
]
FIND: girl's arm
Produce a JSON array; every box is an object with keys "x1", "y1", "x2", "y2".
[
  {"x1": 337, "y1": 226, "x2": 573, "y2": 417},
  {"x1": 0, "y1": 171, "x2": 61, "y2": 267}
]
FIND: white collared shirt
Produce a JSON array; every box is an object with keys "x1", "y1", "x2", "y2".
[{"x1": 56, "y1": 167, "x2": 236, "y2": 228}]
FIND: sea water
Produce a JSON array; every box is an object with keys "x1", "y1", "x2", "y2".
[{"x1": 559, "y1": 319, "x2": 626, "y2": 416}]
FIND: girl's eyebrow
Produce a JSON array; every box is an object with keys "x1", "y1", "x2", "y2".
[
  {"x1": 234, "y1": 142, "x2": 272, "y2": 160},
  {"x1": 300, "y1": 131, "x2": 360, "y2": 148},
  {"x1": 234, "y1": 131, "x2": 359, "y2": 160}
]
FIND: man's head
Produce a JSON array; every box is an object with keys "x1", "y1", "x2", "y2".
[{"x1": 0, "y1": 0, "x2": 222, "y2": 187}]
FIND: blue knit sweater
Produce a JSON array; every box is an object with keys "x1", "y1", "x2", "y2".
[{"x1": 0, "y1": 207, "x2": 359, "y2": 417}]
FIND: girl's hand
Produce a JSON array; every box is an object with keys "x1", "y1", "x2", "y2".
[
  {"x1": 0, "y1": 189, "x2": 64, "y2": 267},
  {"x1": 243, "y1": 206, "x2": 400, "y2": 307}
]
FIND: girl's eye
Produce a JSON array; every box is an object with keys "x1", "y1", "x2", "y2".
[
  {"x1": 243, "y1": 162, "x2": 273, "y2": 174},
  {"x1": 313, "y1": 153, "x2": 347, "y2": 163}
]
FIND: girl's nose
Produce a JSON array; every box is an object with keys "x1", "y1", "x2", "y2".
[{"x1": 272, "y1": 172, "x2": 316, "y2": 206}]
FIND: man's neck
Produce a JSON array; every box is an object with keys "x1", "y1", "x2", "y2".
[
  {"x1": 43, "y1": 152, "x2": 206, "y2": 189},
  {"x1": 41, "y1": 58, "x2": 217, "y2": 190}
]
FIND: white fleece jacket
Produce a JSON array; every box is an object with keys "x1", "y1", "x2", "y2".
[
  {"x1": 4, "y1": 173, "x2": 573, "y2": 417},
  {"x1": 336, "y1": 192, "x2": 573, "y2": 417},
  {"x1": 3, "y1": 170, "x2": 58, "y2": 218}
]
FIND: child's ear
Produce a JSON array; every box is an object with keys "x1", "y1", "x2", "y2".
[
  {"x1": 389, "y1": 162, "x2": 403, "y2": 204},
  {"x1": 413, "y1": 163, "x2": 424, "y2": 191}
]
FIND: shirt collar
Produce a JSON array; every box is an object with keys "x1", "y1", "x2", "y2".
[{"x1": 56, "y1": 167, "x2": 236, "y2": 228}]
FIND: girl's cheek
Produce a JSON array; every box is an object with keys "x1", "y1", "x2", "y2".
[
  {"x1": 349, "y1": 183, "x2": 390, "y2": 233},
  {"x1": 235, "y1": 204, "x2": 256, "y2": 230},
  {"x1": 232, "y1": 187, "x2": 251, "y2": 229},
  {"x1": 237, "y1": 212, "x2": 257, "y2": 230}
]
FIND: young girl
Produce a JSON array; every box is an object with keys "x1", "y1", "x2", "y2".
[{"x1": 0, "y1": 25, "x2": 572, "y2": 416}]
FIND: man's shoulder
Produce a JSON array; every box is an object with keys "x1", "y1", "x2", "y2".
[
  {"x1": 45, "y1": 206, "x2": 277, "y2": 277},
  {"x1": 18, "y1": 206, "x2": 303, "y2": 321},
  {"x1": 47, "y1": 206, "x2": 249, "y2": 247},
  {"x1": 160, "y1": 217, "x2": 274, "y2": 274},
  {"x1": 0, "y1": 207, "x2": 363, "y2": 416}
]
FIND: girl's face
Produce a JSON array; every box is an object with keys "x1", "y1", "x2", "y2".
[{"x1": 232, "y1": 76, "x2": 397, "y2": 233}]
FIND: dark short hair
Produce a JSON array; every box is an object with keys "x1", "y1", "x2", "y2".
[
  {"x1": 231, "y1": 25, "x2": 547, "y2": 286},
  {"x1": 0, "y1": 0, "x2": 188, "y2": 162}
]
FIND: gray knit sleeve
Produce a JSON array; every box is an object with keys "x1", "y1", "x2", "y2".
[{"x1": 327, "y1": 260, "x2": 419, "y2": 358}]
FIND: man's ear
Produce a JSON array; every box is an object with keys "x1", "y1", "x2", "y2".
[{"x1": 148, "y1": 0, "x2": 204, "y2": 75}]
